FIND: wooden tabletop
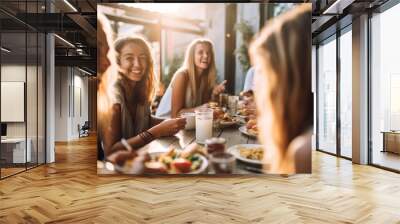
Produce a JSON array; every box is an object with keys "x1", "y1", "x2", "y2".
[{"x1": 98, "y1": 124, "x2": 262, "y2": 175}]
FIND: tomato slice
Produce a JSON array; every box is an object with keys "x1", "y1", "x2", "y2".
[{"x1": 172, "y1": 158, "x2": 192, "y2": 173}]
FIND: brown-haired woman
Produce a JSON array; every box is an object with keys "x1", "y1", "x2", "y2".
[
  {"x1": 249, "y1": 4, "x2": 313, "y2": 174},
  {"x1": 102, "y1": 36, "x2": 186, "y2": 157}
]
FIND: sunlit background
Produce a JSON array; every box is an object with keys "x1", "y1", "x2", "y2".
[{"x1": 98, "y1": 3, "x2": 295, "y2": 105}]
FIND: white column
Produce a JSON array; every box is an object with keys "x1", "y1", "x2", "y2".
[
  {"x1": 352, "y1": 14, "x2": 369, "y2": 164},
  {"x1": 46, "y1": 32, "x2": 55, "y2": 163},
  {"x1": 312, "y1": 45, "x2": 317, "y2": 150}
]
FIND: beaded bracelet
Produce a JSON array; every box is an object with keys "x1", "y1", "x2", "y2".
[{"x1": 139, "y1": 130, "x2": 155, "y2": 144}]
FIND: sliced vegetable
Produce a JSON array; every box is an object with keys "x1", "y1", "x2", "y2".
[
  {"x1": 171, "y1": 158, "x2": 192, "y2": 173},
  {"x1": 191, "y1": 160, "x2": 202, "y2": 170}
]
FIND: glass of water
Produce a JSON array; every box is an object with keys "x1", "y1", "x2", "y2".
[
  {"x1": 195, "y1": 108, "x2": 213, "y2": 144},
  {"x1": 228, "y1": 96, "x2": 239, "y2": 115}
]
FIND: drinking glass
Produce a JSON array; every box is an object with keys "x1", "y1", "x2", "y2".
[
  {"x1": 228, "y1": 96, "x2": 239, "y2": 115},
  {"x1": 205, "y1": 137, "x2": 226, "y2": 155},
  {"x1": 195, "y1": 108, "x2": 213, "y2": 144},
  {"x1": 210, "y1": 152, "x2": 236, "y2": 174},
  {"x1": 219, "y1": 93, "x2": 229, "y2": 108},
  {"x1": 181, "y1": 112, "x2": 196, "y2": 130}
]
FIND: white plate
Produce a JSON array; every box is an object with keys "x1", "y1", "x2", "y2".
[
  {"x1": 218, "y1": 119, "x2": 239, "y2": 127},
  {"x1": 227, "y1": 144, "x2": 264, "y2": 165},
  {"x1": 234, "y1": 116, "x2": 247, "y2": 125},
  {"x1": 235, "y1": 113, "x2": 248, "y2": 120},
  {"x1": 114, "y1": 151, "x2": 209, "y2": 174},
  {"x1": 148, "y1": 151, "x2": 209, "y2": 174},
  {"x1": 238, "y1": 126, "x2": 258, "y2": 138}
]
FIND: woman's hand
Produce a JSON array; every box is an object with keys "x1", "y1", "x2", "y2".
[
  {"x1": 212, "y1": 80, "x2": 227, "y2": 96},
  {"x1": 149, "y1": 117, "x2": 187, "y2": 138},
  {"x1": 107, "y1": 150, "x2": 150, "y2": 174},
  {"x1": 244, "y1": 100, "x2": 256, "y2": 110},
  {"x1": 107, "y1": 150, "x2": 138, "y2": 167}
]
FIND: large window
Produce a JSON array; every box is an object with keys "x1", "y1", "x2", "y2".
[
  {"x1": 0, "y1": 1, "x2": 47, "y2": 179},
  {"x1": 339, "y1": 28, "x2": 352, "y2": 158},
  {"x1": 317, "y1": 27, "x2": 353, "y2": 159},
  {"x1": 370, "y1": 2, "x2": 400, "y2": 171},
  {"x1": 317, "y1": 36, "x2": 337, "y2": 154}
]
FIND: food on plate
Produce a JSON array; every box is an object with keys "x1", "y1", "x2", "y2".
[
  {"x1": 213, "y1": 107, "x2": 225, "y2": 119},
  {"x1": 171, "y1": 158, "x2": 192, "y2": 173},
  {"x1": 180, "y1": 143, "x2": 207, "y2": 158},
  {"x1": 211, "y1": 106, "x2": 237, "y2": 124},
  {"x1": 215, "y1": 112, "x2": 238, "y2": 127},
  {"x1": 144, "y1": 147, "x2": 204, "y2": 174},
  {"x1": 246, "y1": 119, "x2": 258, "y2": 135},
  {"x1": 246, "y1": 119, "x2": 256, "y2": 129},
  {"x1": 144, "y1": 161, "x2": 167, "y2": 174},
  {"x1": 239, "y1": 147, "x2": 264, "y2": 161},
  {"x1": 208, "y1": 101, "x2": 219, "y2": 109},
  {"x1": 220, "y1": 113, "x2": 236, "y2": 123},
  {"x1": 237, "y1": 108, "x2": 256, "y2": 117},
  {"x1": 208, "y1": 101, "x2": 239, "y2": 125}
]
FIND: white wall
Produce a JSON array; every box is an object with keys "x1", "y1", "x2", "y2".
[
  {"x1": 55, "y1": 66, "x2": 69, "y2": 141},
  {"x1": 1, "y1": 65, "x2": 26, "y2": 140},
  {"x1": 1, "y1": 64, "x2": 46, "y2": 163},
  {"x1": 72, "y1": 73, "x2": 89, "y2": 138},
  {"x1": 1, "y1": 65, "x2": 38, "y2": 137},
  {"x1": 55, "y1": 67, "x2": 89, "y2": 141}
]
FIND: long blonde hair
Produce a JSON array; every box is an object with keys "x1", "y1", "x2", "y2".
[
  {"x1": 176, "y1": 38, "x2": 217, "y2": 103},
  {"x1": 97, "y1": 12, "x2": 119, "y2": 155},
  {"x1": 249, "y1": 4, "x2": 313, "y2": 173},
  {"x1": 97, "y1": 12, "x2": 117, "y2": 114},
  {"x1": 114, "y1": 36, "x2": 156, "y2": 105}
]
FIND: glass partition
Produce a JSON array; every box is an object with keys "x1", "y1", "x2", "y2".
[
  {"x1": 317, "y1": 36, "x2": 337, "y2": 155},
  {"x1": 0, "y1": 0, "x2": 46, "y2": 179},
  {"x1": 0, "y1": 31, "x2": 28, "y2": 178}
]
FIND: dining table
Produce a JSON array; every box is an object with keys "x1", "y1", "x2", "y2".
[{"x1": 97, "y1": 123, "x2": 263, "y2": 175}]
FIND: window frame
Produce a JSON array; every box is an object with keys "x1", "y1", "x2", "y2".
[
  {"x1": 367, "y1": 0, "x2": 400, "y2": 173},
  {"x1": 315, "y1": 23, "x2": 353, "y2": 161}
]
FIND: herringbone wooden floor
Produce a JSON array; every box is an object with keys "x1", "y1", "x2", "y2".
[{"x1": 1, "y1": 135, "x2": 400, "y2": 224}]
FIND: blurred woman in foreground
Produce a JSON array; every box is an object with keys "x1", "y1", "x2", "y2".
[{"x1": 250, "y1": 4, "x2": 313, "y2": 174}]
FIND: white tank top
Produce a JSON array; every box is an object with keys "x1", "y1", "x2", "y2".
[
  {"x1": 155, "y1": 84, "x2": 193, "y2": 118},
  {"x1": 156, "y1": 70, "x2": 206, "y2": 118}
]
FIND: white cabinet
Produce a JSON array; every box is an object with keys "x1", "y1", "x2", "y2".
[{"x1": 1, "y1": 138, "x2": 32, "y2": 163}]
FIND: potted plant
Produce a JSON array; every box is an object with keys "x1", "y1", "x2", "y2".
[{"x1": 234, "y1": 20, "x2": 254, "y2": 73}]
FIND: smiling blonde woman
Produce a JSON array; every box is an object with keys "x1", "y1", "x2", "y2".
[
  {"x1": 250, "y1": 4, "x2": 313, "y2": 174},
  {"x1": 156, "y1": 38, "x2": 227, "y2": 118}
]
